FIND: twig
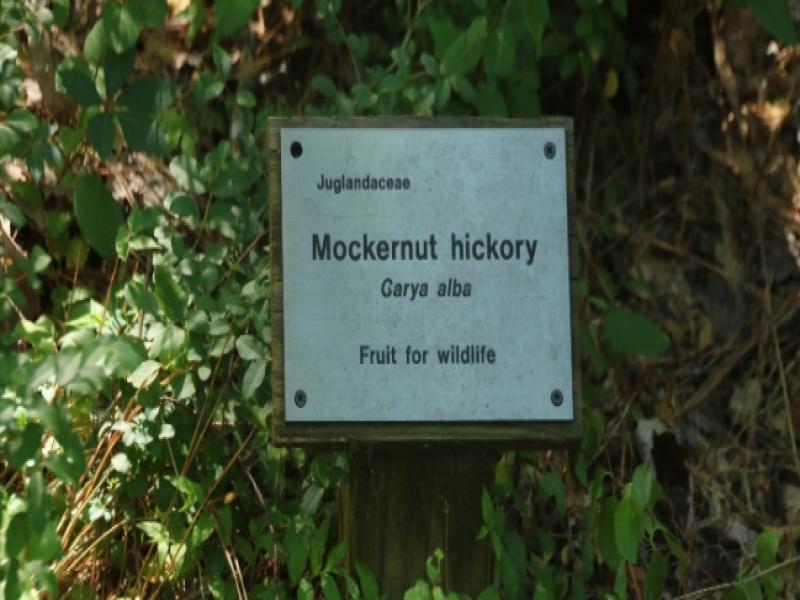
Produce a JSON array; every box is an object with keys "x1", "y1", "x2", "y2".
[
  {"x1": 145, "y1": 427, "x2": 257, "y2": 599},
  {"x1": 674, "y1": 292, "x2": 799, "y2": 419},
  {"x1": 673, "y1": 555, "x2": 800, "y2": 600},
  {"x1": 771, "y1": 324, "x2": 800, "y2": 477},
  {"x1": 99, "y1": 258, "x2": 120, "y2": 331}
]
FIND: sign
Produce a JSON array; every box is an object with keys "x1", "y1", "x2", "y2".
[{"x1": 269, "y1": 118, "x2": 580, "y2": 445}]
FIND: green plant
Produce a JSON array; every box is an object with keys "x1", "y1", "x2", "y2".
[{"x1": 2, "y1": 0, "x2": 797, "y2": 598}]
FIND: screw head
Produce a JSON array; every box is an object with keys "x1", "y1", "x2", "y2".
[
  {"x1": 294, "y1": 389, "x2": 307, "y2": 408},
  {"x1": 550, "y1": 389, "x2": 563, "y2": 406},
  {"x1": 544, "y1": 141, "x2": 556, "y2": 159},
  {"x1": 290, "y1": 141, "x2": 303, "y2": 158}
]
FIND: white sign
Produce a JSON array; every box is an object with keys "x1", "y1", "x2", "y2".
[{"x1": 280, "y1": 127, "x2": 573, "y2": 422}]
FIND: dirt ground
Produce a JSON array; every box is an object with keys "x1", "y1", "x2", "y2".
[{"x1": 568, "y1": 1, "x2": 800, "y2": 592}]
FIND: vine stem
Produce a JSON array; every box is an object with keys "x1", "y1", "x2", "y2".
[{"x1": 673, "y1": 556, "x2": 800, "y2": 600}]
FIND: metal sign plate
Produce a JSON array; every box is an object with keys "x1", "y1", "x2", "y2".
[{"x1": 277, "y1": 125, "x2": 574, "y2": 424}]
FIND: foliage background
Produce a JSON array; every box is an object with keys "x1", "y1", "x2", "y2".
[{"x1": 1, "y1": 0, "x2": 799, "y2": 598}]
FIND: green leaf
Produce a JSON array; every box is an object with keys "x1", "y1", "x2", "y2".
[
  {"x1": 527, "y1": 0, "x2": 550, "y2": 54},
  {"x1": 420, "y1": 53, "x2": 438, "y2": 76},
  {"x1": 211, "y1": 43, "x2": 232, "y2": 76},
  {"x1": 613, "y1": 560, "x2": 627, "y2": 599},
  {"x1": 484, "y1": 28, "x2": 515, "y2": 78},
  {"x1": 499, "y1": 548, "x2": 521, "y2": 598},
  {"x1": 598, "y1": 497, "x2": 622, "y2": 568},
  {"x1": 168, "y1": 475, "x2": 205, "y2": 510},
  {"x1": 285, "y1": 525, "x2": 309, "y2": 584},
  {"x1": 355, "y1": 560, "x2": 379, "y2": 600},
  {"x1": 6, "y1": 513, "x2": 29, "y2": 559},
  {"x1": 450, "y1": 74, "x2": 478, "y2": 106},
  {"x1": 8, "y1": 423, "x2": 44, "y2": 468},
  {"x1": 73, "y1": 175, "x2": 123, "y2": 257},
  {"x1": 312, "y1": 74, "x2": 338, "y2": 99},
  {"x1": 441, "y1": 31, "x2": 484, "y2": 76},
  {"x1": 190, "y1": 512, "x2": 215, "y2": 549},
  {"x1": 116, "y1": 76, "x2": 172, "y2": 155},
  {"x1": 538, "y1": 473, "x2": 566, "y2": 515},
  {"x1": 4, "y1": 111, "x2": 36, "y2": 137},
  {"x1": 481, "y1": 487, "x2": 494, "y2": 527},
  {"x1": 631, "y1": 464, "x2": 658, "y2": 510},
  {"x1": 96, "y1": 336, "x2": 147, "y2": 377},
  {"x1": 560, "y1": 53, "x2": 579, "y2": 79},
  {"x1": 117, "y1": 75, "x2": 173, "y2": 115},
  {"x1": 59, "y1": 68, "x2": 102, "y2": 106},
  {"x1": 215, "y1": 0, "x2": 260, "y2": 39},
  {"x1": 149, "y1": 323, "x2": 186, "y2": 361},
  {"x1": 585, "y1": 33, "x2": 604, "y2": 62},
  {"x1": 167, "y1": 193, "x2": 200, "y2": 220},
  {"x1": 321, "y1": 573, "x2": 342, "y2": 600},
  {"x1": 170, "y1": 155, "x2": 206, "y2": 193},
  {"x1": 611, "y1": 0, "x2": 627, "y2": 17},
  {"x1": 236, "y1": 335, "x2": 266, "y2": 361},
  {"x1": 87, "y1": 113, "x2": 116, "y2": 160},
  {"x1": 476, "y1": 586, "x2": 500, "y2": 600},
  {"x1": 242, "y1": 360, "x2": 265, "y2": 399},
  {"x1": 53, "y1": 0, "x2": 70, "y2": 26},
  {"x1": 153, "y1": 265, "x2": 187, "y2": 322},
  {"x1": 748, "y1": 0, "x2": 797, "y2": 44},
  {"x1": 325, "y1": 541, "x2": 348, "y2": 572},
  {"x1": 58, "y1": 125, "x2": 84, "y2": 154},
  {"x1": 310, "y1": 512, "x2": 331, "y2": 573},
  {"x1": 297, "y1": 579, "x2": 314, "y2": 600},
  {"x1": 104, "y1": 48, "x2": 135, "y2": 97},
  {"x1": 29, "y1": 562, "x2": 58, "y2": 598},
  {"x1": 127, "y1": 359, "x2": 161, "y2": 389},
  {"x1": 756, "y1": 529, "x2": 780, "y2": 570},
  {"x1": 575, "y1": 12, "x2": 593, "y2": 38},
  {"x1": 138, "y1": 520, "x2": 169, "y2": 543},
  {"x1": 128, "y1": 0, "x2": 168, "y2": 26},
  {"x1": 614, "y1": 496, "x2": 643, "y2": 563},
  {"x1": 84, "y1": 20, "x2": 109, "y2": 63},
  {"x1": 477, "y1": 80, "x2": 508, "y2": 117},
  {"x1": 603, "y1": 309, "x2": 670, "y2": 356},
  {"x1": 467, "y1": 16, "x2": 488, "y2": 44},
  {"x1": 27, "y1": 471, "x2": 49, "y2": 535},
  {"x1": 404, "y1": 581, "x2": 431, "y2": 600},
  {"x1": 644, "y1": 550, "x2": 667, "y2": 600},
  {"x1": 27, "y1": 520, "x2": 62, "y2": 562},
  {"x1": 542, "y1": 31, "x2": 572, "y2": 58},
  {"x1": 0, "y1": 124, "x2": 20, "y2": 155},
  {"x1": 0, "y1": 195, "x2": 25, "y2": 226},
  {"x1": 193, "y1": 71, "x2": 224, "y2": 103},
  {"x1": 236, "y1": 88, "x2": 256, "y2": 107},
  {"x1": 103, "y1": 1, "x2": 141, "y2": 53}
]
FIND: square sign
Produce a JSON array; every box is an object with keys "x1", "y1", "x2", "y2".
[{"x1": 269, "y1": 118, "x2": 580, "y2": 445}]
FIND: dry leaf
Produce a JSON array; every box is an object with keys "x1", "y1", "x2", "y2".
[{"x1": 729, "y1": 378, "x2": 760, "y2": 425}]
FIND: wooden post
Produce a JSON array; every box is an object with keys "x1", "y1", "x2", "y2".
[{"x1": 342, "y1": 449, "x2": 496, "y2": 596}]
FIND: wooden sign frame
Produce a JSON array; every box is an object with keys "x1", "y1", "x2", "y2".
[{"x1": 268, "y1": 117, "x2": 581, "y2": 447}]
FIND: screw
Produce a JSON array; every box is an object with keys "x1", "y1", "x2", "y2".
[
  {"x1": 544, "y1": 142, "x2": 556, "y2": 159},
  {"x1": 550, "y1": 389, "x2": 563, "y2": 406},
  {"x1": 290, "y1": 141, "x2": 303, "y2": 158},
  {"x1": 294, "y1": 389, "x2": 306, "y2": 408}
]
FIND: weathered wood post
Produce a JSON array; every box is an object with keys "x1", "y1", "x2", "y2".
[{"x1": 268, "y1": 117, "x2": 580, "y2": 596}]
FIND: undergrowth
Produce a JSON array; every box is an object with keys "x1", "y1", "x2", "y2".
[{"x1": 0, "y1": 0, "x2": 797, "y2": 598}]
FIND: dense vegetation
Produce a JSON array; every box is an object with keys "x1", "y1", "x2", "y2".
[{"x1": 1, "y1": 0, "x2": 799, "y2": 598}]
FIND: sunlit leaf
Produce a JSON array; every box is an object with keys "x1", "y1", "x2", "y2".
[{"x1": 103, "y1": 1, "x2": 141, "y2": 53}]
